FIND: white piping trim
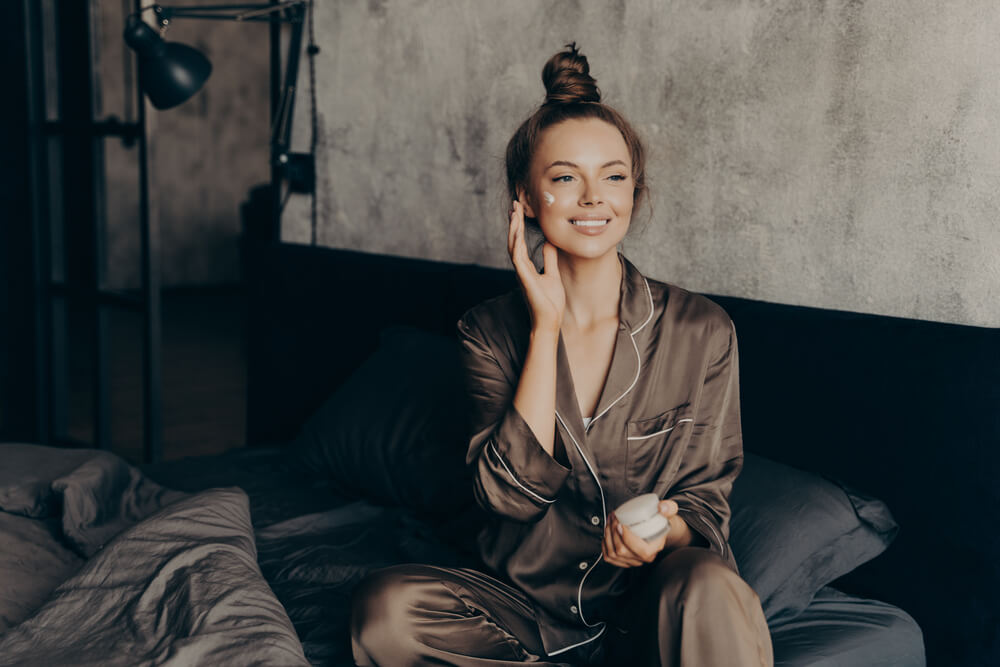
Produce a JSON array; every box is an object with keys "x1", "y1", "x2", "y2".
[
  {"x1": 555, "y1": 411, "x2": 606, "y2": 532},
  {"x1": 585, "y1": 331, "x2": 641, "y2": 433},
  {"x1": 488, "y1": 440, "x2": 556, "y2": 505},
  {"x1": 676, "y1": 492, "x2": 728, "y2": 561},
  {"x1": 546, "y1": 622, "x2": 607, "y2": 657},
  {"x1": 583, "y1": 277, "x2": 654, "y2": 435},
  {"x1": 576, "y1": 553, "x2": 604, "y2": 627},
  {"x1": 626, "y1": 418, "x2": 693, "y2": 441},
  {"x1": 554, "y1": 411, "x2": 607, "y2": 631},
  {"x1": 630, "y1": 276, "x2": 656, "y2": 335}
]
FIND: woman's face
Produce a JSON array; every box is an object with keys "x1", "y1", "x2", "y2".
[{"x1": 521, "y1": 117, "x2": 634, "y2": 261}]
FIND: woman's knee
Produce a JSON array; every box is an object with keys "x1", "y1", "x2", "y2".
[
  {"x1": 350, "y1": 564, "x2": 442, "y2": 658},
  {"x1": 653, "y1": 546, "x2": 755, "y2": 607},
  {"x1": 651, "y1": 548, "x2": 772, "y2": 665}
]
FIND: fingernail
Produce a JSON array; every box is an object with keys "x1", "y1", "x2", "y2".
[{"x1": 616, "y1": 524, "x2": 623, "y2": 536}]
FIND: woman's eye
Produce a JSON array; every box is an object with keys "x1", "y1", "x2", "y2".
[
  {"x1": 608, "y1": 174, "x2": 627, "y2": 182},
  {"x1": 552, "y1": 175, "x2": 574, "y2": 183}
]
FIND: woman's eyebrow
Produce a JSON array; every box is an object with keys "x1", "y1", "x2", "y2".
[{"x1": 544, "y1": 159, "x2": 628, "y2": 171}]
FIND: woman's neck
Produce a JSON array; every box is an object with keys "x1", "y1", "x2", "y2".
[{"x1": 558, "y1": 250, "x2": 623, "y2": 332}]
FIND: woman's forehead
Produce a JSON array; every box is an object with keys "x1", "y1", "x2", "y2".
[{"x1": 534, "y1": 118, "x2": 631, "y2": 169}]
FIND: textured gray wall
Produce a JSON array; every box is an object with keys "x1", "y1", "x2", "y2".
[{"x1": 282, "y1": 0, "x2": 1000, "y2": 327}]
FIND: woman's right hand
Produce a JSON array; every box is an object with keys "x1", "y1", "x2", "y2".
[{"x1": 507, "y1": 200, "x2": 565, "y2": 332}]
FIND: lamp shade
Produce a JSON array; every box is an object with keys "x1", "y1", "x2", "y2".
[{"x1": 124, "y1": 16, "x2": 212, "y2": 110}]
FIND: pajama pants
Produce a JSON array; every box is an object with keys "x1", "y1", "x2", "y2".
[{"x1": 350, "y1": 546, "x2": 773, "y2": 667}]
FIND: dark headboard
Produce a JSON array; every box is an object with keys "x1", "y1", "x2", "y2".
[
  {"x1": 246, "y1": 241, "x2": 999, "y2": 665},
  {"x1": 245, "y1": 243, "x2": 517, "y2": 445}
]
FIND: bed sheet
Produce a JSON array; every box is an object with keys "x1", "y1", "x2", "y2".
[{"x1": 770, "y1": 586, "x2": 925, "y2": 666}]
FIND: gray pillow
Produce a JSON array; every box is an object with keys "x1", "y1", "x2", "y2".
[
  {"x1": 0, "y1": 444, "x2": 184, "y2": 557},
  {"x1": 729, "y1": 453, "x2": 899, "y2": 622}
]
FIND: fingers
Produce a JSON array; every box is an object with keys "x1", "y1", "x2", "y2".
[
  {"x1": 617, "y1": 518, "x2": 658, "y2": 564},
  {"x1": 602, "y1": 514, "x2": 616, "y2": 563},
  {"x1": 603, "y1": 514, "x2": 645, "y2": 568},
  {"x1": 659, "y1": 499, "x2": 679, "y2": 518},
  {"x1": 507, "y1": 201, "x2": 523, "y2": 260},
  {"x1": 507, "y1": 201, "x2": 533, "y2": 276},
  {"x1": 515, "y1": 205, "x2": 532, "y2": 269},
  {"x1": 603, "y1": 503, "x2": 681, "y2": 569},
  {"x1": 541, "y1": 241, "x2": 560, "y2": 277},
  {"x1": 507, "y1": 203, "x2": 517, "y2": 258}
]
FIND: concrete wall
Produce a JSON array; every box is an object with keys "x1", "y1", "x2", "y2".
[{"x1": 281, "y1": 0, "x2": 999, "y2": 327}]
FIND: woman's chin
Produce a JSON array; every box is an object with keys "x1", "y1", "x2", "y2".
[{"x1": 551, "y1": 235, "x2": 626, "y2": 261}]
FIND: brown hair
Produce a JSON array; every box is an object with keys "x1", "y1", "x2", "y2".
[{"x1": 505, "y1": 43, "x2": 648, "y2": 228}]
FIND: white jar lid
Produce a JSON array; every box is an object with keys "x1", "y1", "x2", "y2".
[
  {"x1": 629, "y1": 513, "x2": 671, "y2": 541},
  {"x1": 614, "y1": 492, "x2": 661, "y2": 527}
]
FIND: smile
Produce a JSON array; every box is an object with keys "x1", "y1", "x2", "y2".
[{"x1": 570, "y1": 219, "x2": 609, "y2": 227}]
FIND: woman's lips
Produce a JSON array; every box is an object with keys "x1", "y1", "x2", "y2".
[{"x1": 569, "y1": 218, "x2": 610, "y2": 235}]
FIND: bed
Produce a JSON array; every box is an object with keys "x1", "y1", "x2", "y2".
[
  {"x1": 5, "y1": 240, "x2": 996, "y2": 665},
  {"x1": 0, "y1": 444, "x2": 918, "y2": 666}
]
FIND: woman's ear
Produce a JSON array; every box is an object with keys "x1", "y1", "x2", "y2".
[{"x1": 517, "y1": 187, "x2": 537, "y2": 219}]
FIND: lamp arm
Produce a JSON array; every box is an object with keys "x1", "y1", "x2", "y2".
[
  {"x1": 271, "y1": 3, "x2": 305, "y2": 160},
  {"x1": 154, "y1": 2, "x2": 305, "y2": 23}
]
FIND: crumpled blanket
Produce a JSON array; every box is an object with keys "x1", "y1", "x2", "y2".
[{"x1": 0, "y1": 444, "x2": 308, "y2": 666}]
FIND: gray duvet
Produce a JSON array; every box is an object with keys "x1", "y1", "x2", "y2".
[{"x1": 0, "y1": 444, "x2": 308, "y2": 666}]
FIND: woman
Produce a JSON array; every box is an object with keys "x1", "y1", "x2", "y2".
[{"x1": 351, "y1": 43, "x2": 773, "y2": 667}]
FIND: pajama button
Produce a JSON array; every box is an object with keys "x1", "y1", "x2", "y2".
[
  {"x1": 570, "y1": 605, "x2": 578, "y2": 615},
  {"x1": 579, "y1": 561, "x2": 588, "y2": 570},
  {"x1": 590, "y1": 515, "x2": 601, "y2": 526}
]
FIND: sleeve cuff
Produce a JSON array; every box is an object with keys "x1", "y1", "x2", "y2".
[
  {"x1": 488, "y1": 404, "x2": 571, "y2": 504},
  {"x1": 675, "y1": 502, "x2": 737, "y2": 572}
]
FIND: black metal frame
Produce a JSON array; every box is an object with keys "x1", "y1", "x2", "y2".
[
  {"x1": 13, "y1": 0, "x2": 47, "y2": 443},
  {"x1": 25, "y1": 0, "x2": 300, "y2": 462}
]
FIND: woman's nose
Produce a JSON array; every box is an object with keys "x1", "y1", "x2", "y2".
[{"x1": 579, "y1": 182, "x2": 602, "y2": 206}]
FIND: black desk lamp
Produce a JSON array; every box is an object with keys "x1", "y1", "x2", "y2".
[{"x1": 124, "y1": 2, "x2": 314, "y2": 190}]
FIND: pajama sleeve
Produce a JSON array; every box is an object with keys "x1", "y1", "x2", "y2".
[
  {"x1": 456, "y1": 314, "x2": 572, "y2": 523},
  {"x1": 668, "y1": 317, "x2": 743, "y2": 570}
]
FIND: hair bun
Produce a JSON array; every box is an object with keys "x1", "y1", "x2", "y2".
[{"x1": 541, "y1": 42, "x2": 601, "y2": 106}]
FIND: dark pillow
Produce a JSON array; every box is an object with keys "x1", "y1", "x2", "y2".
[
  {"x1": 729, "y1": 453, "x2": 899, "y2": 622},
  {"x1": 290, "y1": 326, "x2": 473, "y2": 515}
]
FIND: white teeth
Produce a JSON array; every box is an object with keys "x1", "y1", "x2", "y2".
[{"x1": 572, "y1": 219, "x2": 609, "y2": 227}]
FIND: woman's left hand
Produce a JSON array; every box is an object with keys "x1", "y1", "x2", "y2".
[{"x1": 602, "y1": 499, "x2": 696, "y2": 568}]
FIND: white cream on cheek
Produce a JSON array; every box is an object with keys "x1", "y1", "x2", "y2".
[{"x1": 542, "y1": 191, "x2": 555, "y2": 206}]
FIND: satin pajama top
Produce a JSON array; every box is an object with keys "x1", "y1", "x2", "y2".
[{"x1": 455, "y1": 252, "x2": 744, "y2": 658}]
